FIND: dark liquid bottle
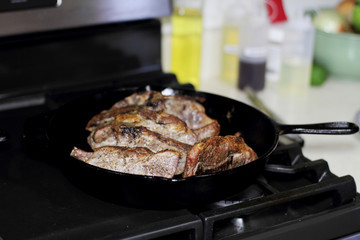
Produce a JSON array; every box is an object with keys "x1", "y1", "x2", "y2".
[{"x1": 238, "y1": 56, "x2": 266, "y2": 91}]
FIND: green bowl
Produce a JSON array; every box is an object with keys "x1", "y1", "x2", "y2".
[{"x1": 314, "y1": 29, "x2": 360, "y2": 80}]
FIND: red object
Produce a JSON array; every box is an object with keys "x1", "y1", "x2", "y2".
[{"x1": 266, "y1": 0, "x2": 288, "y2": 23}]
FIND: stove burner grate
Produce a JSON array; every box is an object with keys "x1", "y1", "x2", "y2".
[{"x1": 194, "y1": 137, "x2": 358, "y2": 240}]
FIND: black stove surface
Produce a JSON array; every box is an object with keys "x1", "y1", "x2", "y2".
[
  {"x1": 0, "y1": 90, "x2": 203, "y2": 240},
  {"x1": 0, "y1": 88, "x2": 360, "y2": 240}
]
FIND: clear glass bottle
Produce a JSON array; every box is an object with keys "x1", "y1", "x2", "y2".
[
  {"x1": 237, "y1": 0, "x2": 269, "y2": 91},
  {"x1": 278, "y1": 16, "x2": 314, "y2": 95},
  {"x1": 170, "y1": 0, "x2": 203, "y2": 89},
  {"x1": 221, "y1": 5, "x2": 243, "y2": 86}
]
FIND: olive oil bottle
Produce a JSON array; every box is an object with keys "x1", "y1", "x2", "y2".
[
  {"x1": 171, "y1": 0, "x2": 203, "y2": 89},
  {"x1": 221, "y1": 24, "x2": 239, "y2": 86}
]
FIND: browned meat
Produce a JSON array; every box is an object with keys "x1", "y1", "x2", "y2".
[
  {"x1": 87, "y1": 124, "x2": 192, "y2": 175},
  {"x1": 86, "y1": 91, "x2": 165, "y2": 131},
  {"x1": 111, "y1": 90, "x2": 165, "y2": 110},
  {"x1": 113, "y1": 108, "x2": 198, "y2": 145},
  {"x1": 72, "y1": 90, "x2": 257, "y2": 179},
  {"x1": 164, "y1": 96, "x2": 212, "y2": 128},
  {"x1": 70, "y1": 146, "x2": 180, "y2": 178},
  {"x1": 193, "y1": 121, "x2": 221, "y2": 142},
  {"x1": 183, "y1": 135, "x2": 258, "y2": 178},
  {"x1": 163, "y1": 96, "x2": 220, "y2": 140},
  {"x1": 86, "y1": 90, "x2": 220, "y2": 141},
  {"x1": 86, "y1": 106, "x2": 138, "y2": 131}
]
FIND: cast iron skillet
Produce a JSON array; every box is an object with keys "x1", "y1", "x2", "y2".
[{"x1": 28, "y1": 86, "x2": 359, "y2": 209}]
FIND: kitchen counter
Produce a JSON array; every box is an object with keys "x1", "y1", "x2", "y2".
[{"x1": 199, "y1": 76, "x2": 360, "y2": 188}]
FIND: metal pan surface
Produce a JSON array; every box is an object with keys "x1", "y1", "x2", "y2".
[{"x1": 36, "y1": 86, "x2": 359, "y2": 208}]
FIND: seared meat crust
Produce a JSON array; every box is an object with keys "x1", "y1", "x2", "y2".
[
  {"x1": 88, "y1": 124, "x2": 192, "y2": 175},
  {"x1": 86, "y1": 90, "x2": 220, "y2": 141},
  {"x1": 193, "y1": 121, "x2": 221, "y2": 142},
  {"x1": 113, "y1": 108, "x2": 198, "y2": 145},
  {"x1": 72, "y1": 90, "x2": 258, "y2": 178},
  {"x1": 164, "y1": 96, "x2": 212, "y2": 129},
  {"x1": 86, "y1": 91, "x2": 165, "y2": 131},
  {"x1": 86, "y1": 106, "x2": 137, "y2": 131},
  {"x1": 164, "y1": 96, "x2": 220, "y2": 140},
  {"x1": 70, "y1": 146, "x2": 180, "y2": 178},
  {"x1": 111, "y1": 90, "x2": 165, "y2": 110},
  {"x1": 183, "y1": 136, "x2": 258, "y2": 178}
]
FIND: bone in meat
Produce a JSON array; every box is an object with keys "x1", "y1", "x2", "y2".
[
  {"x1": 86, "y1": 91, "x2": 165, "y2": 131},
  {"x1": 87, "y1": 124, "x2": 192, "y2": 175},
  {"x1": 70, "y1": 146, "x2": 180, "y2": 179},
  {"x1": 183, "y1": 135, "x2": 258, "y2": 178},
  {"x1": 86, "y1": 90, "x2": 220, "y2": 141}
]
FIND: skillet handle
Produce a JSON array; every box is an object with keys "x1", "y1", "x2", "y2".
[{"x1": 278, "y1": 122, "x2": 359, "y2": 135}]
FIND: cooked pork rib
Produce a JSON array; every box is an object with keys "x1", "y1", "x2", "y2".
[
  {"x1": 86, "y1": 91, "x2": 165, "y2": 131},
  {"x1": 164, "y1": 96, "x2": 220, "y2": 140},
  {"x1": 86, "y1": 106, "x2": 137, "y2": 132},
  {"x1": 88, "y1": 124, "x2": 192, "y2": 175},
  {"x1": 111, "y1": 90, "x2": 165, "y2": 110},
  {"x1": 193, "y1": 121, "x2": 221, "y2": 142},
  {"x1": 86, "y1": 90, "x2": 220, "y2": 141},
  {"x1": 164, "y1": 96, "x2": 211, "y2": 128},
  {"x1": 183, "y1": 136, "x2": 258, "y2": 178},
  {"x1": 113, "y1": 108, "x2": 198, "y2": 145},
  {"x1": 72, "y1": 90, "x2": 257, "y2": 178},
  {"x1": 70, "y1": 146, "x2": 180, "y2": 178}
]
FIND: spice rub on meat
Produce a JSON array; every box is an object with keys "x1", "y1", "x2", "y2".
[
  {"x1": 71, "y1": 146, "x2": 180, "y2": 179},
  {"x1": 87, "y1": 124, "x2": 192, "y2": 175},
  {"x1": 86, "y1": 91, "x2": 165, "y2": 132},
  {"x1": 86, "y1": 90, "x2": 220, "y2": 141},
  {"x1": 183, "y1": 135, "x2": 258, "y2": 178},
  {"x1": 112, "y1": 108, "x2": 198, "y2": 145},
  {"x1": 70, "y1": 90, "x2": 257, "y2": 178}
]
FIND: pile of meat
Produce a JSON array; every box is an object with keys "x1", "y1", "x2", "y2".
[{"x1": 70, "y1": 90, "x2": 258, "y2": 178}]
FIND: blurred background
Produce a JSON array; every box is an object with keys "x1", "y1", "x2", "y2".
[{"x1": 161, "y1": 0, "x2": 360, "y2": 92}]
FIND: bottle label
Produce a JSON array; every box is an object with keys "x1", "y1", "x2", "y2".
[{"x1": 266, "y1": 0, "x2": 287, "y2": 23}]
